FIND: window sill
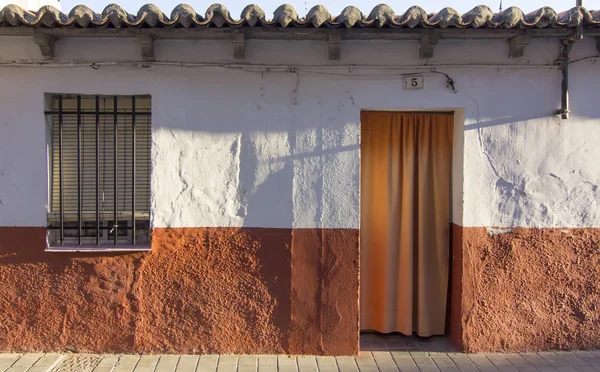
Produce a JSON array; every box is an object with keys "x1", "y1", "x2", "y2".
[{"x1": 46, "y1": 245, "x2": 151, "y2": 253}]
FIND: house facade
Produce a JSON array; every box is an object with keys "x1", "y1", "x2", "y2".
[{"x1": 0, "y1": 3, "x2": 599, "y2": 355}]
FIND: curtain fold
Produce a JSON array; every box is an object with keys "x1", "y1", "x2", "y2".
[{"x1": 360, "y1": 111, "x2": 453, "y2": 336}]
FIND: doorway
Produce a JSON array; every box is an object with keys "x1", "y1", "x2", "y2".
[{"x1": 359, "y1": 111, "x2": 454, "y2": 346}]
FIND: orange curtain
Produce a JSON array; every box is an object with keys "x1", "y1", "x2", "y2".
[{"x1": 360, "y1": 111, "x2": 453, "y2": 336}]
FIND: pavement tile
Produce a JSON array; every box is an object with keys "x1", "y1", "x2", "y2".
[
  {"x1": 573, "y1": 367, "x2": 598, "y2": 372},
  {"x1": 487, "y1": 355, "x2": 514, "y2": 367},
  {"x1": 504, "y1": 354, "x2": 532, "y2": 367},
  {"x1": 515, "y1": 367, "x2": 538, "y2": 372},
  {"x1": 582, "y1": 359, "x2": 600, "y2": 367},
  {"x1": 175, "y1": 356, "x2": 200, "y2": 372},
  {"x1": 239, "y1": 366, "x2": 258, "y2": 372},
  {"x1": 535, "y1": 367, "x2": 559, "y2": 372},
  {"x1": 239, "y1": 356, "x2": 258, "y2": 367},
  {"x1": 554, "y1": 353, "x2": 589, "y2": 367},
  {"x1": 278, "y1": 355, "x2": 298, "y2": 371},
  {"x1": 392, "y1": 356, "x2": 416, "y2": 368},
  {"x1": 32, "y1": 354, "x2": 64, "y2": 368},
  {"x1": 467, "y1": 355, "x2": 497, "y2": 369},
  {"x1": 520, "y1": 354, "x2": 552, "y2": 367},
  {"x1": 373, "y1": 354, "x2": 399, "y2": 372},
  {"x1": 448, "y1": 355, "x2": 473, "y2": 367},
  {"x1": 257, "y1": 366, "x2": 277, "y2": 372},
  {"x1": 431, "y1": 356, "x2": 455, "y2": 367},
  {"x1": 573, "y1": 353, "x2": 596, "y2": 359},
  {"x1": 416, "y1": 366, "x2": 440, "y2": 372},
  {"x1": 258, "y1": 356, "x2": 277, "y2": 367},
  {"x1": 218, "y1": 356, "x2": 238, "y2": 367},
  {"x1": 297, "y1": 357, "x2": 317, "y2": 367},
  {"x1": 412, "y1": 357, "x2": 435, "y2": 367},
  {"x1": 133, "y1": 355, "x2": 160, "y2": 371},
  {"x1": 396, "y1": 367, "x2": 419, "y2": 372},
  {"x1": 197, "y1": 355, "x2": 219, "y2": 372},
  {"x1": 456, "y1": 366, "x2": 479, "y2": 372},
  {"x1": 0, "y1": 355, "x2": 22, "y2": 371},
  {"x1": 436, "y1": 367, "x2": 459, "y2": 372},
  {"x1": 92, "y1": 355, "x2": 120, "y2": 372},
  {"x1": 113, "y1": 355, "x2": 141, "y2": 372},
  {"x1": 315, "y1": 356, "x2": 337, "y2": 369},
  {"x1": 5, "y1": 353, "x2": 43, "y2": 372},
  {"x1": 336, "y1": 356, "x2": 359, "y2": 372},
  {"x1": 155, "y1": 355, "x2": 180, "y2": 372}
]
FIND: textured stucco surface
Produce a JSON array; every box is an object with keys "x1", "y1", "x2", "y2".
[
  {"x1": 459, "y1": 226, "x2": 600, "y2": 352},
  {"x1": 0, "y1": 227, "x2": 358, "y2": 354},
  {"x1": 0, "y1": 37, "x2": 599, "y2": 229}
]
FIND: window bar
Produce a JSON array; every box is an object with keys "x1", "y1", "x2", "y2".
[
  {"x1": 58, "y1": 96, "x2": 64, "y2": 245},
  {"x1": 95, "y1": 96, "x2": 100, "y2": 246},
  {"x1": 77, "y1": 95, "x2": 82, "y2": 245},
  {"x1": 131, "y1": 96, "x2": 136, "y2": 245},
  {"x1": 114, "y1": 96, "x2": 118, "y2": 245}
]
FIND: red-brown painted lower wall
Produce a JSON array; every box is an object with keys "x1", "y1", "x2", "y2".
[
  {"x1": 456, "y1": 224, "x2": 600, "y2": 352},
  {"x1": 0, "y1": 227, "x2": 358, "y2": 355}
]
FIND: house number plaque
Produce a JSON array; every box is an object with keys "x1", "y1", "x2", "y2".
[{"x1": 404, "y1": 76, "x2": 424, "y2": 90}]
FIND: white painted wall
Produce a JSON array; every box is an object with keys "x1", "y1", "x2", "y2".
[{"x1": 0, "y1": 36, "x2": 598, "y2": 229}]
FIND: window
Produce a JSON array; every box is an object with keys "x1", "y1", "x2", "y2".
[{"x1": 46, "y1": 95, "x2": 151, "y2": 249}]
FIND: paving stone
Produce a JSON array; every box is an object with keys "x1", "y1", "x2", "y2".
[
  {"x1": 257, "y1": 366, "x2": 277, "y2": 372},
  {"x1": 239, "y1": 366, "x2": 257, "y2": 372},
  {"x1": 239, "y1": 356, "x2": 258, "y2": 367},
  {"x1": 92, "y1": 355, "x2": 120, "y2": 372},
  {"x1": 416, "y1": 366, "x2": 440, "y2": 372},
  {"x1": 436, "y1": 366, "x2": 459, "y2": 372},
  {"x1": 467, "y1": 355, "x2": 497, "y2": 370},
  {"x1": 396, "y1": 367, "x2": 419, "y2": 372},
  {"x1": 392, "y1": 356, "x2": 416, "y2": 368},
  {"x1": 133, "y1": 355, "x2": 160, "y2": 371},
  {"x1": 0, "y1": 355, "x2": 23, "y2": 371},
  {"x1": 535, "y1": 367, "x2": 559, "y2": 372},
  {"x1": 278, "y1": 355, "x2": 298, "y2": 371},
  {"x1": 315, "y1": 356, "x2": 337, "y2": 369},
  {"x1": 198, "y1": 355, "x2": 219, "y2": 372},
  {"x1": 456, "y1": 366, "x2": 479, "y2": 372},
  {"x1": 573, "y1": 353, "x2": 596, "y2": 359},
  {"x1": 515, "y1": 367, "x2": 538, "y2": 372},
  {"x1": 573, "y1": 367, "x2": 598, "y2": 372},
  {"x1": 412, "y1": 357, "x2": 435, "y2": 367},
  {"x1": 448, "y1": 355, "x2": 473, "y2": 367},
  {"x1": 519, "y1": 354, "x2": 552, "y2": 367},
  {"x1": 6, "y1": 354, "x2": 44, "y2": 372},
  {"x1": 373, "y1": 353, "x2": 398, "y2": 372},
  {"x1": 297, "y1": 357, "x2": 317, "y2": 367},
  {"x1": 431, "y1": 356, "x2": 455, "y2": 367},
  {"x1": 581, "y1": 358, "x2": 600, "y2": 367},
  {"x1": 53, "y1": 355, "x2": 102, "y2": 372},
  {"x1": 155, "y1": 355, "x2": 180, "y2": 372},
  {"x1": 504, "y1": 354, "x2": 532, "y2": 367},
  {"x1": 540, "y1": 355, "x2": 574, "y2": 368},
  {"x1": 175, "y1": 356, "x2": 199, "y2": 372},
  {"x1": 391, "y1": 353, "x2": 412, "y2": 358},
  {"x1": 113, "y1": 355, "x2": 141, "y2": 372},
  {"x1": 556, "y1": 353, "x2": 591, "y2": 367},
  {"x1": 336, "y1": 356, "x2": 359, "y2": 372},
  {"x1": 487, "y1": 355, "x2": 514, "y2": 367},
  {"x1": 258, "y1": 356, "x2": 277, "y2": 367}
]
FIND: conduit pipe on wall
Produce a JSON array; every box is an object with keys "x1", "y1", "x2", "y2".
[{"x1": 555, "y1": 26, "x2": 583, "y2": 119}]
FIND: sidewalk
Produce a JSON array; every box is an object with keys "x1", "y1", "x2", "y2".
[{"x1": 2, "y1": 351, "x2": 600, "y2": 372}]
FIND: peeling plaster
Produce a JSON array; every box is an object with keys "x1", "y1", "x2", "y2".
[{"x1": 0, "y1": 37, "x2": 599, "y2": 229}]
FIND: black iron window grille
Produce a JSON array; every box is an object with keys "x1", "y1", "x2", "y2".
[{"x1": 46, "y1": 94, "x2": 151, "y2": 248}]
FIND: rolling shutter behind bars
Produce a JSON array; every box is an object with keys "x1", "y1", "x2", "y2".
[{"x1": 48, "y1": 96, "x2": 151, "y2": 224}]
